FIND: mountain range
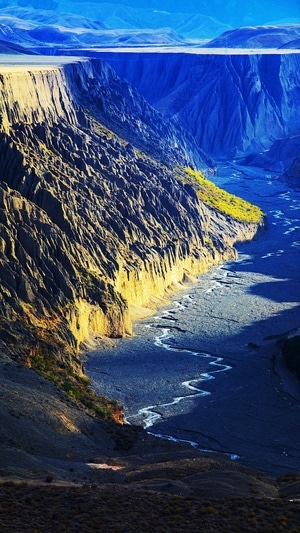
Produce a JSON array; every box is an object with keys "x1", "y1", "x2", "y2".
[
  {"x1": 2, "y1": 0, "x2": 300, "y2": 28},
  {"x1": 0, "y1": 2, "x2": 299, "y2": 47},
  {"x1": 0, "y1": 1, "x2": 298, "y2": 437}
]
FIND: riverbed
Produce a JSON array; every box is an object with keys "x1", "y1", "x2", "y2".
[{"x1": 86, "y1": 163, "x2": 300, "y2": 475}]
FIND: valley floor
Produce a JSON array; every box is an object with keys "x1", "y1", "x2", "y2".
[{"x1": 87, "y1": 163, "x2": 300, "y2": 476}]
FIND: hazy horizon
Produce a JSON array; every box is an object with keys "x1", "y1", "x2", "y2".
[{"x1": 6, "y1": 0, "x2": 300, "y2": 28}]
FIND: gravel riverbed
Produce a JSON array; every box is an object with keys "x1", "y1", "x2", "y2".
[{"x1": 86, "y1": 163, "x2": 300, "y2": 476}]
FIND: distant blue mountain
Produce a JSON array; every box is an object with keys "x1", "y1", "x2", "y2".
[
  {"x1": 0, "y1": 8, "x2": 190, "y2": 47},
  {"x1": 0, "y1": 2, "x2": 231, "y2": 42},
  {"x1": 0, "y1": 0, "x2": 300, "y2": 48},
  {"x1": 205, "y1": 24, "x2": 300, "y2": 48},
  {"x1": 0, "y1": 5, "x2": 231, "y2": 46},
  {"x1": 14, "y1": 0, "x2": 298, "y2": 28}
]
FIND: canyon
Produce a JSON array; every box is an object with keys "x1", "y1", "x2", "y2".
[
  {"x1": 87, "y1": 161, "x2": 300, "y2": 476},
  {"x1": 0, "y1": 55, "x2": 263, "y2": 376},
  {"x1": 0, "y1": 0, "x2": 298, "y2": 525},
  {"x1": 0, "y1": 41, "x2": 299, "y2": 516}
]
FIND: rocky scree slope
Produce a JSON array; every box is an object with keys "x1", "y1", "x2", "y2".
[{"x1": 0, "y1": 57, "x2": 263, "y2": 397}]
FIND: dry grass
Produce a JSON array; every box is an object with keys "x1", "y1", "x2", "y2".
[
  {"x1": 180, "y1": 167, "x2": 265, "y2": 223},
  {"x1": 0, "y1": 483, "x2": 299, "y2": 533}
]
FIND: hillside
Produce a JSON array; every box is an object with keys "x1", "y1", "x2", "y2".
[
  {"x1": 0, "y1": 55, "x2": 264, "y2": 394},
  {"x1": 242, "y1": 130, "x2": 300, "y2": 188},
  {"x1": 96, "y1": 49, "x2": 300, "y2": 160},
  {"x1": 0, "y1": 4, "x2": 231, "y2": 45},
  {"x1": 205, "y1": 24, "x2": 300, "y2": 48}
]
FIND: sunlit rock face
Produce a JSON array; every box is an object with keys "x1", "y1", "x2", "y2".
[
  {"x1": 0, "y1": 57, "x2": 262, "y2": 361},
  {"x1": 98, "y1": 51, "x2": 300, "y2": 158}
]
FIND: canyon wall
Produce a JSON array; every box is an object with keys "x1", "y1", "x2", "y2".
[
  {"x1": 242, "y1": 131, "x2": 300, "y2": 188},
  {"x1": 95, "y1": 51, "x2": 300, "y2": 157},
  {"x1": 0, "y1": 57, "x2": 263, "y2": 368}
]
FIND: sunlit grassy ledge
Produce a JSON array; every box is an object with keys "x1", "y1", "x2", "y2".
[{"x1": 180, "y1": 168, "x2": 265, "y2": 223}]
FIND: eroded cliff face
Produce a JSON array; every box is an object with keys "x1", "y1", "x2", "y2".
[
  {"x1": 96, "y1": 51, "x2": 300, "y2": 157},
  {"x1": 0, "y1": 57, "x2": 263, "y2": 370}
]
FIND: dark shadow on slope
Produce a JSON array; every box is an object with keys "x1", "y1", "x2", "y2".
[{"x1": 148, "y1": 295, "x2": 300, "y2": 477}]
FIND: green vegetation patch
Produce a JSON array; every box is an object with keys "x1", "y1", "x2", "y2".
[
  {"x1": 27, "y1": 340, "x2": 123, "y2": 420},
  {"x1": 16, "y1": 306, "x2": 123, "y2": 422},
  {"x1": 182, "y1": 168, "x2": 265, "y2": 223}
]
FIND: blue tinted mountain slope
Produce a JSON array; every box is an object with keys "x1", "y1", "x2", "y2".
[
  {"x1": 0, "y1": 7, "x2": 191, "y2": 47},
  {"x1": 242, "y1": 131, "x2": 300, "y2": 188},
  {"x1": 0, "y1": 38, "x2": 37, "y2": 53},
  {"x1": 99, "y1": 50, "x2": 300, "y2": 158},
  {"x1": 281, "y1": 38, "x2": 300, "y2": 49},
  {"x1": 205, "y1": 24, "x2": 300, "y2": 48},
  {"x1": 78, "y1": 5, "x2": 231, "y2": 40}
]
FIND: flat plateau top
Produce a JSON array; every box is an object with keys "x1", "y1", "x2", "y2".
[
  {"x1": 0, "y1": 55, "x2": 87, "y2": 72},
  {"x1": 0, "y1": 48, "x2": 299, "y2": 72},
  {"x1": 80, "y1": 46, "x2": 300, "y2": 55}
]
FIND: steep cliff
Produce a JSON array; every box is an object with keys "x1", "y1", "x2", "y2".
[
  {"x1": 96, "y1": 50, "x2": 300, "y2": 157},
  {"x1": 0, "y1": 57, "x2": 263, "y2": 382}
]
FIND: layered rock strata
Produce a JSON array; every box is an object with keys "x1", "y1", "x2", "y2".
[{"x1": 0, "y1": 57, "x2": 263, "y2": 370}]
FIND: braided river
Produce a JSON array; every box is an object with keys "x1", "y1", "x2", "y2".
[{"x1": 86, "y1": 163, "x2": 300, "y2": 475}]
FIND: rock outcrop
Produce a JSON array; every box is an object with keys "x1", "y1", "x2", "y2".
[{"x1": 0, "y1": 57, "x2": 263, "y2": 372}]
